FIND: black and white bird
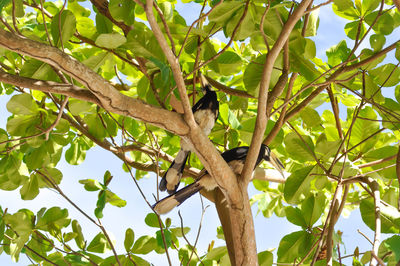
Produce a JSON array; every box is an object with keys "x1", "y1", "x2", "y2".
[
  {"x1": 159, "y1": 74, "x2": 219, "y2": 194},
  {"x1": 153, "y1": 144, "x2": 284, "y2": 214}
]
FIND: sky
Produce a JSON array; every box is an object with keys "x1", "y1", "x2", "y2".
[{"x1": 0, "y1": 0, "x2": 398, "y2": 265}]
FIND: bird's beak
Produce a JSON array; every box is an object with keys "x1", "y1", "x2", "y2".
[
  {"x1": 268, "y1": 152, "x2": 285, "y2": 177},
  {"x1": 199, "y1": 73, "x2": 208, "y2": 87}
]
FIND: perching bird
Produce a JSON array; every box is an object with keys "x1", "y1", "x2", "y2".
[
  {"x1": 159, "y1": 74, "x2": 219, "y2": 194},
  {"x1": 153, "y1": 144, "x2": 284, "y2": 215}
]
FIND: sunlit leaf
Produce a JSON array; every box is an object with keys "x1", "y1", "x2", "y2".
[
  {"x1": 284, "y1": 165, "x2": 315, "y2": 204},
  {"x1": 87, "y1": 232, "x2": 111, "y2": 253},
  {"x1": 51, "y1": 10, "x2": 77, "y2": 47},
  {"x1": 277, "y1": 231, "x2": 313, "y2": 263},
  {"x1": 360, "y1": 198, "x2": 400, "y2": 233},
  {"x1": 124, "y1": 228, "x2": 135, "y2": 251}
]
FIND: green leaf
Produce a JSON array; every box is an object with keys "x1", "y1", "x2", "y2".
[
  {"x1": 131, "y1": 235, "x2": 157, "y2": 254},
  {"x1": 285, "y1": 206, "x2": 307, "y2": 228},
  {"x1": 95, "y1": 191, "x2": 106, "y2": 218},
  {"x1": 13, "y1": 0, "x2": 24, "y2": 17},
  {"x1": 87, "y1": 232, "x2": 111, "y2": 253},
  {"x1": 358, "y1": 48, "x2": 386, "y2": 70},
  {"x1": 326, "y1": 40, "x2": 351, "y2": 66},
  {"x1": 156, "y1": 229, "x2": 172, "y2": 249},
  {"x1": 349, "y1": 106, "x2": 379, "y2": 153},
  {"x1": 369, "y1": 34, "x2": 385, "y2": 51},
  {"x1": 68, "y1": 99, "x2": 95, "y2": 116},
  {"x1": 360, "y1": 198, "x2": 400, "y2": 233},
  {"x1": 384, "y1": 235, "x2": 400, "y2": 261},
  {"x1": 332, "y1": 0, "x2": 360, "y2": 20},
  {"x1": 36, "y1": 207, "x2": 71, "y2": 233},
  {"x1": 95, "y1": 13, "x2": 113, "y2": 34},
  {"x1": 23, "y1": 145, "x2": 49, "y2": 169},
  {"x1": 228, "y1": 109, "x2": 241, "y2": 130},
  {"x1": 169, "y1": 227, "x2": 190, "y2": 237},
  {"x1": 369, "y1": 63, "x2": 400, "y2": 87},
  {"x1": 65, "y1": 138, "x2": 88, "y2": 165},
  {"x1": 95, "y1": 33, "x2": 127, "y2": 49},
  {"x1": 304, "y1": 9, "x2": 319, "y2": 37},
  {"x1": 284, "y1": 132, "x2": 315, "y2": 162},
  {"x1": 364, "y1": 74, "x2": 384, "y2": 104},
  {"x1": 315, "y1": 139, "x2": 341, "y2": 161},
  {"x1": 149, "y1": 57, "x2": 171, "y2": 88},
  {"x1": 105, "y1": 190, "x2": 126, "y2": 207},
  {"x1": 144, "y1": 213, "x2": 160, "y2": 228},
  {"x1": 79, "y1": 179, "x2": 104, "y2": 191},
  {"x1": 344, "y1": 20, "x2": 366, "y2": 40},
  {"x1": 217, "y1": 51, "x2": 242, "y2": 76},
  {"x1": 72, "y1": 220, "x2": 86, "y2": 249},
  {"x1": 243, "y1": 54, "x2": 265, "y2": 96},
  {"x1": 6, "y1": 94, "x2": 38, "y2": 115},
  {"x1": 225, "y1": 6, "x2": 255, "y2": 41},
  {"x1": 76, "y1": 17, "x2": 96, "y2": 38},
  {"x1": 124, "y1": 228, "x2": 135, "y2": 252},
  {"x1": 0, "y1": 129, "x2": 8, "y2": 151},
  {"x1": 219, "y1": 103, "x2": 229, "y2": 125},
  {"x1": 208, "y1": 2, "x2": 243, "y2": 24},
  {"x1": 289, "y1": 51, "x2": 320, "y2": 81},
  {"x1": 205, "y1": 246, "x2": 228, "y2": 261},
  {"x1": 284, "y1": 165, "x2": 315, "y2": 204},
  {"x1": 83, "y1": 52, "x2": 113, "y2": 72},
  {"x1": 0, "y1": 155, "x2": 26, "y2": 191},
  {"x1": 277, "y1": 231, "x2": 313, "y2": 263},
  {"x1": 301, "y1": 193, "x2": 326, "y2": 227},
  {"x1": 365, "y1": 11, "x2": 394, "y2": 35},
  {"x1": 109, "y1": 0, "x2": 135, "y2": 25},
  {"x1": 103, "y1": 170, "x2": 112, "y2": 185},
  {"x1": 51, "y1": 10, "x2": 77, "y2": 47},
  {"x1": 20, "y1": 174, "x2": 39, "y2": 200},
  {"x1": 262, "y1": 7, "x2": 283, "y2": 42},
  {"x1": 130, "y1": 255, "x2": 151, "y2": 266},
  {"x1": 3, "y1": 210, "x2": 34, "y2": 237},
  {"x1": 63, "y1": 232, "x2": 77, "y2": 242},
  {"x1": 159, "y1": 2, "x2": 173, "y2": 21},
  {"x1": 361, "y1": 0, "x2": 379, "y2": 14},
  {"x1": 125, "y1": 23, "x2": 164, "y2": 60},
  {"x1": 184, "y1": 36, "x2": 198, "y2": 55},
  {"x1": 35, "y1": 168, "x2": 63, "y2": 189},
  {"x1": 0, "y1": 0, "x2": 11, "y2": 13},
  {"x1": 300, "y1": 107, "x2": 322, "y2": 128},
  {"x1": 258, "y1": 250, "x2": 273, "y2": 266},
  {"x1": 396, "y1": 43, "x2": 400, "y2": 61},
  {"x1": 395, "y1": 85, "x2": 400, "y2": 104}
]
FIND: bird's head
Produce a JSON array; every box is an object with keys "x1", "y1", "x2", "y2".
[{"x1": 261, "y1": 144, "x2": 285, "y2": 177}]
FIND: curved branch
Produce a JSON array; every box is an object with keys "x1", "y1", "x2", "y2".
[
  {"x1": 0, "y1": 28, "x2": 188, "y2": 136},
  {"x1": 0, "y1": 69, "x2": 100, "y2": 104}
]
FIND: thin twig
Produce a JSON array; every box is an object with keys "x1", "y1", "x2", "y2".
[
  {"x1": 153, "y1": 2, "x2": 176, "y2": 55},
  {"x1": 260, "y1": 1, "x2": 271, "y2": 52}
]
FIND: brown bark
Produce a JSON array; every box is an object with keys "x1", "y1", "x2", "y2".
[{"x1": 0, "y1": 28, "x2": 188, "y2": 136}]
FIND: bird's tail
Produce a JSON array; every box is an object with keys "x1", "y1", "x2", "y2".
[
  {"x1": 153, "y1": 181, "x2": 203, "y2": 215},
  {"x1": 159, "y1": 149, "x2": 189, "y2": 194}
]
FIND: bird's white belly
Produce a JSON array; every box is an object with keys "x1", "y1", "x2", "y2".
[{"x1": 194, "y1": 109, "x2": 215, "y2": 136}]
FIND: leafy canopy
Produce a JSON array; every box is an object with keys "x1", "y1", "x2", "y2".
[{"x1": 0, "y1": 0, "x2": 400, "y2": 265}]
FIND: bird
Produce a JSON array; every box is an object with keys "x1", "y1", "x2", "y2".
[
  {"x1": 159, "y1": 74, "x2": 219, "y2": 194},
  {"x1": 153, "y1": 144, "x2": 284, "y2": 215}
]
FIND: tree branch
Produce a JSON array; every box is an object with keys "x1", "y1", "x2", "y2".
[
  {"x1": 241, "y1": 0, "x2": 313, "y2": 186},
  {"x1": 0, "y1": 28, "x2": 189, "y2": 136},
  {"x1": 0, "y1": 69, "x2": 100, "y2": 104}
]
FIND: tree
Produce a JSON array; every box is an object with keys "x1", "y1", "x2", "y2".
[{"x1": 0, "y1": 0, "x2": 400, "y2": 264}]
